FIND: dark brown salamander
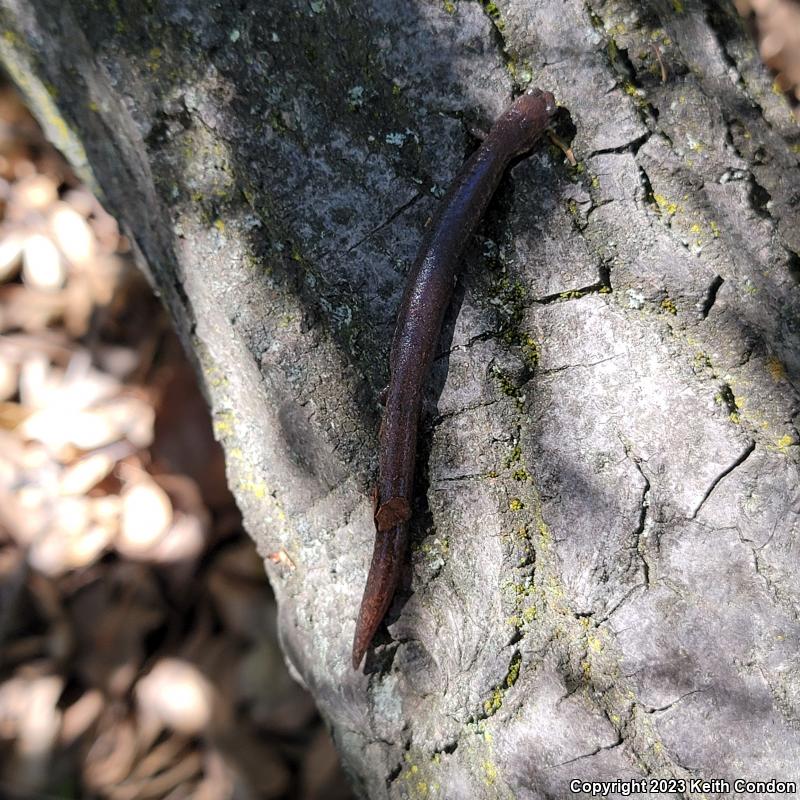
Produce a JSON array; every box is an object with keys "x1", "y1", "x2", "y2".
[{"x1": 352, "y1": 89, "x2": 557, "y2": 669}]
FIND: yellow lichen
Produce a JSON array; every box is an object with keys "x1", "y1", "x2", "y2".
[
  {"x1": 776, "y1": 434, "x2": 794, "y2": 451},
  {"x1": 213, "y1": 411, "x2": 235, "y2": 437},
  {"x1": 240, "y1": 480, "x2": 268, "y2": 500},
  {"x1": 653, "y1": 193, "x2": 680, "y2": 216},
  {"x1": 660, "y1": 297, "x2": 677, "y2": 315},
  {"x1": 483, "y1": 689, "x2": 503, "y2": 715},
  {"x1": 623, "y1": 81, "x2": 638, "y2": 97}
]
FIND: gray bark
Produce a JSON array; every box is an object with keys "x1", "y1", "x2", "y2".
[{"x1": 2, "y1": 0, "x2": 799, "y2": 797}]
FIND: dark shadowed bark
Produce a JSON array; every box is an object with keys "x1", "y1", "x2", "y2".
[{"x1": 1, "y1": 0, "x2": 798, "y2": 797}]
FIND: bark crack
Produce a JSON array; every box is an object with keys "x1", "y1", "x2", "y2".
[
  {"x1": 344, "y1": 190, "x2": 425, "y2": 255},
  {"x1": 428, "y1": 398, "x2": 502, "y2": 429},
  {"x1": 619, "y1": 436, "x2": 655, "y2": 587},
  {"x1": 536, "y1": 353, "x2": 622, "y2": 376},
  {"x1": 533, "y1": 278, "x2": 611, "y2": 305},
  {"x1": 589, "y1": 131, "x2": 652, "y2": 158},
  {"x1": 631, "y1": 462, "x2": 653, "y2": 587},
  {"x1": 550, "y1": 736, "x2": 624, "y2": 768},
  {"x1": 644, "y1": 689, "x2": 703, "y2": 715},
  {"x1": 431, "y1": 472, "x2": 486, "y2": 484},
  {"x1": 699, "y1": 275, "x2": 724, "y2": 319},
  {"x1": 690, "y1": 440, "x2": 756, "y2": 520},
  {"x1": 597, "y1": 583, "x2": 646, "y2": 624},
  {"x1": 739, "y1": 524, "x2": 800, "y2": 623}
]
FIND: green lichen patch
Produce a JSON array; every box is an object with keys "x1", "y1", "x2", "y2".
[
  {"x1": 491, "y1": 365, "x2": 526, "y2": 410},
  {"x1": 480, "y1": 1, "x2": 505, "y2": 32}
]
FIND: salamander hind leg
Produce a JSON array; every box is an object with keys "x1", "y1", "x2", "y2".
[{"x1": 374, "y1": 496, "x2": 411, "y2": 531}]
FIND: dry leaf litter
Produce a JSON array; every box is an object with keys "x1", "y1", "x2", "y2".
[
  {"x1": 0, "y1": 79, "x2": 353, "y2": 800},
  {"x1": 736, "y1": 0, "x2": 800, "y2": 107}
]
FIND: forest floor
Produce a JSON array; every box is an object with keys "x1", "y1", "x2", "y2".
[{"x1": 0, "y1": 78, "x2": 353, "y2": 800}]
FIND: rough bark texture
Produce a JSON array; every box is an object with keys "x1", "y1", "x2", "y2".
[{"x1": 1, "y1": 0, "x2": 799, "y2": 797}]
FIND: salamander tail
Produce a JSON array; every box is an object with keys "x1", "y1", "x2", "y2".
[{"x1": 352, "y1": 521, "x2": 407, "y2": 669}]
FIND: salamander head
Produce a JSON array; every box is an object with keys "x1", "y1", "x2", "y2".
[{"x1": 500, "y1": 88, "x2": 558, "y2": 156}]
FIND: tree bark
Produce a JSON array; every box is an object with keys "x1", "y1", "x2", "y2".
[{"x1": 2, "y1": 0, "x2": 798, "y2": 797}]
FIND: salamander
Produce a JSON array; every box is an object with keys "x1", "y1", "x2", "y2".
[{"x1": 352, "y1": 88, "x2": 557, "y2": 669}]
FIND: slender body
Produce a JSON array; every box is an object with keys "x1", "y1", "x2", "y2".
[{"x1": 352, "y1": 89, "x2": 557, "y2": 669}]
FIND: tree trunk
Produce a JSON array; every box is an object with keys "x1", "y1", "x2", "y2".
[{"x1": 2, "y1": 0, "x2": 798, "y2": 797}]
